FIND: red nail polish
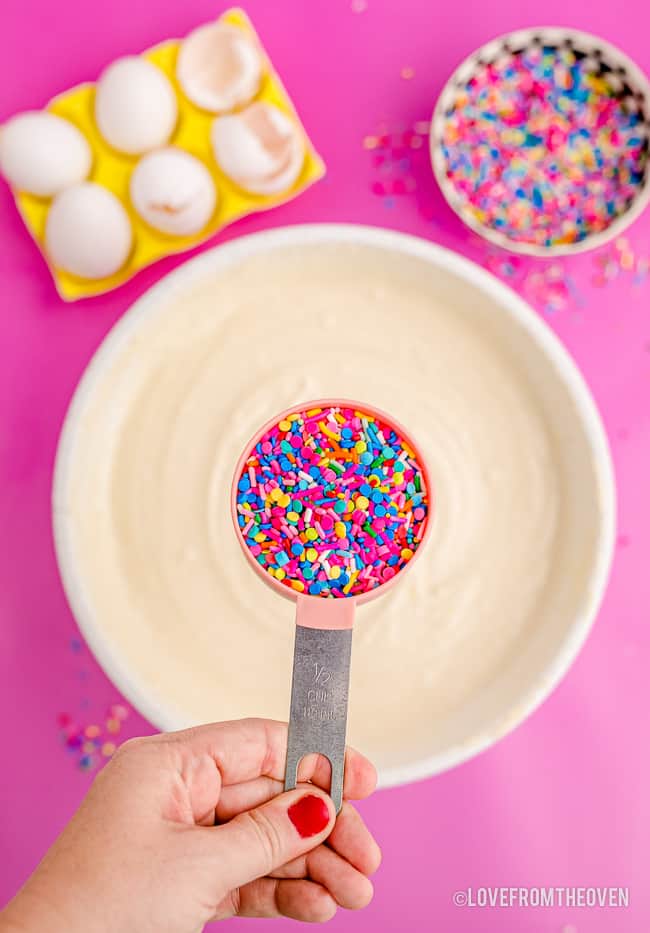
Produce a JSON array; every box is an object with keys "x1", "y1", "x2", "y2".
[{"x1": 288, "y1": 794, "x2": 331, "y2": 838}]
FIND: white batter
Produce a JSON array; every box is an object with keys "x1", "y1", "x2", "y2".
[{"x1": 61, "y1": 242, "x2": 569, "y2": 772}]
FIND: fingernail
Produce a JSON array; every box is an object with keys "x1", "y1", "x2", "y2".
[{"x1": 288, "y1": 793, "x2": 331, "y2": 838}]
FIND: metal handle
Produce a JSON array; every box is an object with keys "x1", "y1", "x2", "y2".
[{"x1": 284, "y1": 598, "x2": 354, "y2": 812}]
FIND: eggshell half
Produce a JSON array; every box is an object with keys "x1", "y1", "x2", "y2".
[
  {"x1": 211, "y1": 102, "x2": 304, "y2": 195},
  {"x1": 177, "y1": 22, "x2": 262, "y2": 112}
]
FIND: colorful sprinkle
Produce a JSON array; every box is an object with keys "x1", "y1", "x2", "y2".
[
  {"x1": 364, "y1": 119, "x2": 443, "y2": 225},
  {"x1": 235, "y1": 405, "x2": 429, "y2": 597},
  {"x1": 523, "y1": 264, "x2": 577, "y2": 313},
  {"x1": 591, "y1": 236, "x2": 650, "y2": 288},
  {"x1": 57, "y1": 702, "x2": 131, "y2": 773},
  {"x1": 440, "y1": 44, "x2": 648, "y2": 247}
]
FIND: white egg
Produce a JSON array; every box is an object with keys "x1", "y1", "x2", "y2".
[
  {"x1": 0, "y1": 111, "x2": 92, "y2": 197},
  {"x1": 45, "y1": 182, "x2": 133, "y2": 279},
  {"x1": 177, "y1": 22, "x2": 262, "y2": 112},
  {"x1": 95, "y1": 56, "x2": 177, "y2": 155},
  {"x1": 210, "y1": 102, "x2": 304, "y2": 195},
  {"x1": 130, "y1": 147, "x2": 217, "y2": 236}
]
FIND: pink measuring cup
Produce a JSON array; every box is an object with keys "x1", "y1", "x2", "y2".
[{"x1": 230, "y1": 399, "x2": 433, "y2": 810}]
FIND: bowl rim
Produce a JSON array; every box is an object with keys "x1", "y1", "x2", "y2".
[
  {"x1": 430, "y1": 25, "x2": 650, "y2": 257},
  {"x1": 52, "y1": 222, "x2": 616, "y2": 788}
]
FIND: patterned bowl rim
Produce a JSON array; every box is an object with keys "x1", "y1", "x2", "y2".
[{"x1": 430, "y1": 26, "x2": 650, "y2": 257}]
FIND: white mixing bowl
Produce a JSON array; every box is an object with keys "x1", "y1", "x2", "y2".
[{"x1": 52, "y1": 224, "x2": 615, "y2": 787}]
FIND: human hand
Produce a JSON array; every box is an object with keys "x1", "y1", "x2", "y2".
[{"x1": 1, "y1": 719, "x2": 380, "y2": 932}]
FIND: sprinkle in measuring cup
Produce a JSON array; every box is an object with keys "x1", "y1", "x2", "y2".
[{"x1": 235, "y1": 404, "x2": 429, "y2": 598}]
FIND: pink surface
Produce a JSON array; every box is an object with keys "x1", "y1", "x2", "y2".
[{"x1": 1, "y1": 1, "x2": 649, "y2": 931}]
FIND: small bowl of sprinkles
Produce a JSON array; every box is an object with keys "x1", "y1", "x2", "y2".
[
  {"x1": 431, "y1": 27, "x2": 650, "y2": 255},
  {"x1": 232, "y1": 401, "x2": 431, "y2": 600}
]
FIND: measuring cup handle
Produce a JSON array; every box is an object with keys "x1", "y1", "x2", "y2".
[{"x1": 284, "y1": 596, "x2": 355, "y2": 812}]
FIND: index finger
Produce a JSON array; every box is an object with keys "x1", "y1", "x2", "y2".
[{"x1": 159, "y1": 718, "x2": 377, "y2": 801}]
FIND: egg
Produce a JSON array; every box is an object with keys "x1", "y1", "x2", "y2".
[
  {"x1": 130, "y1": 147, "x2": 217, "y2": 236},
  {"x1": 45, "y1": 182, "x2": 133, "y2": 279},
  {"x1": 95, "y1": 57, "x2": 177, "y2": 155},
  {"x1": 176, "y1": 22, "x2": 262, "y2": 113},
  {"x1": 0, "y1": 111, "x2": 92, "y2": 197},
  {"x1": 210, "y1": 102, "x2": 304, "y2": 196}
]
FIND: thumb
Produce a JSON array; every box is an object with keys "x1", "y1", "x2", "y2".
[{"x1": 208, "y1": 786, "x2": 336, "y2": 891}]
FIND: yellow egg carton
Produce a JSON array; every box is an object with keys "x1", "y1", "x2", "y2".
[{"x1": 12, "y1": 8, "x2": 325, "y2": 301}]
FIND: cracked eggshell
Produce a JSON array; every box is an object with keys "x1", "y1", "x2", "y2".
[
  {"x1": 176, "y1": 22, "x2": 263, "y2": 113},
  {"x1": 210, "y1": 102, "x2": 304, "y2": 195},
  {"x1": 45, "y1": 182, "x2": 133, "y2": 279},
  {"x1": 0, "y1": 111, "x2": 92, "y2": 197},
  {"x1": 95, "y1": 57, "x2": 178, "y2": 155},
  {"x1": 130, "y1": 147, "x2": 217, "y2": 236}
]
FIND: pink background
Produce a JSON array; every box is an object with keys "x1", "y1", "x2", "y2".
[{"x1": 1, "y1": 1, "x2": 649, "y2": 930}]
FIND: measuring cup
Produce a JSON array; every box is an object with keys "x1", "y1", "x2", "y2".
[{"x1": 231, "y1": 399, "x2": 432, "y2": 810}]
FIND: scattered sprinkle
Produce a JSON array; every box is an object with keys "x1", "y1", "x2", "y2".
[
  {"x1": 57, "y1": 702, "x2": 130, "y2": 772},
  {"x1": 363, "y1": 120, "x2": 433, "y2": 212},
  {"x1": 235, "y1": 405, "x2": 429, "y2": 597},
  {"x1": 476, "y1": 243, "x2": 583, "y2": 313},
  {"x1": 351, "y1": 0, "x2": 367, "y2": 11},
  {"x1": 440, "y1": 43, "x2": 648, "y2": 247},
  {"x1": 400, "y1": 66, "x2": 415, "y2": 80},
  {"x1": 592, "y1": 235, "x2": 650, "y2": 287},
  {"x1": 635, "y1": 256, "x2": 650, "y2": 285},
  {"x1": 523, "y1": 264, "x2": 579, "y2": 313}
]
